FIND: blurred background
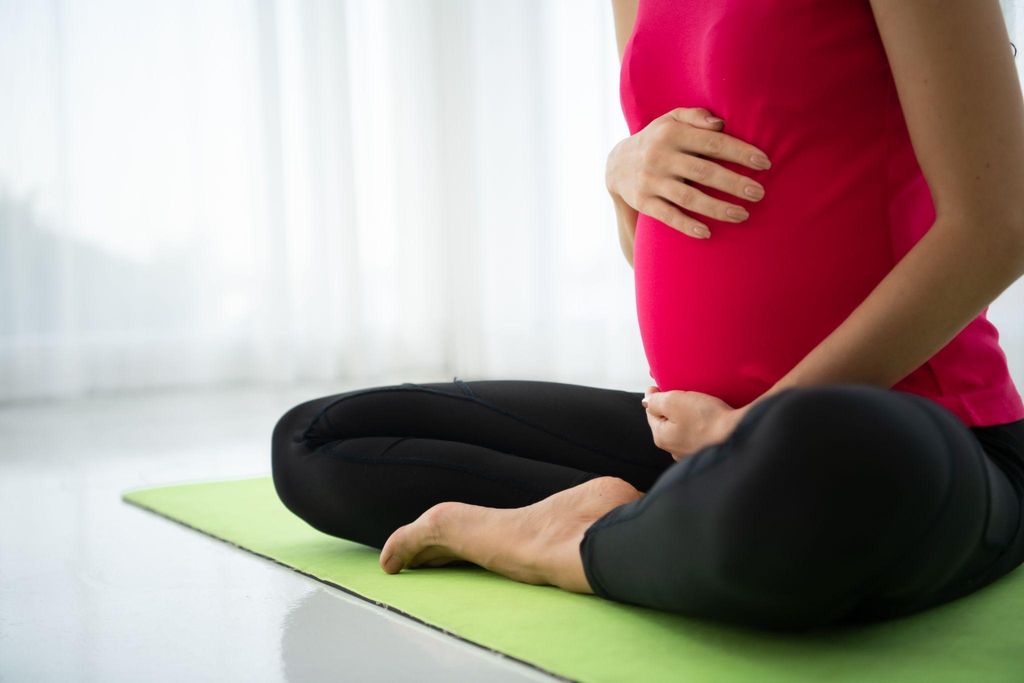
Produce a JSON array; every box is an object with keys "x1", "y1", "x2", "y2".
[
  {"x1": 0, "y1": 0, "x2": 647, "y2": 402},
  {"x1": 2, "y1": 0, "x2": 1023, "y2": 401},
  {"x1": 2, "y1": 2, "x2": 1024, "y2": 679}
]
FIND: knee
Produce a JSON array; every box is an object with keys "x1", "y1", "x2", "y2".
[
  {"x1": 736, "y1": 384, "x2": 953, "y2": 506},
  {"x1": 271, "y1": 397, "x2": 327, "y2": 517},
  {"x1": 709, "y1": 385, "x2": 958, "y2": 624},
  {"x1": 271, "y1": 398, "x2": 320, "y2": 453}
]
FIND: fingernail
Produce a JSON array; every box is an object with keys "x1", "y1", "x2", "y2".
[
  {"x1": 750, "y1": 154, "x2": 772, "y2": 169},
  {"x1": 382, "y1": 554, "x2": 393, "y2": 569},
  {"x1": 694, "y1": 225, "x2": 711, "y2": 239},
  {"x1": 744, "y1": 185, "x2": 765, "y2": 200},
  {"x1": 705, "y1": 116, "x2": 724, "y2": 125},
  {"x1": 641, "y1": 398, "x2": 649, "y2": 407}
]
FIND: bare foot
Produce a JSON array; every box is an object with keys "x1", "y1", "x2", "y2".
[{"x1": 378, "y1": 476, "x2": 644, "y2": 593}]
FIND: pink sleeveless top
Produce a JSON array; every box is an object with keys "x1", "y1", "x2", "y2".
[{"x1": 622, "y1": 0, "x2": 1024, "y2": 427}]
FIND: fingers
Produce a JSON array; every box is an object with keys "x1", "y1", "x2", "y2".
[
  {"x1": 639, "y1": 195, "x2": 713, "y2": 240},
  {"x1": 646, "y1": 411, "x2": 666, "y2": 442},
  {"x1": 653, "y1": 176, "x2": 750, "y2": 227},
  {"x1": 640, "y1": 107, "x2": 770, "y2": 240},
  {"x1": 664, "y1": 107, "x2": 772, "y2": 170},
  {"x1": 685, "y1": 126, "x2": 772, "y2": 171},
  {"x1": 646, "y1": 411, "x2": 678, "y2": 459},
  {"x1": 644, "y1": 404, "x2": 665, "y2": 420},
  {"x1": 667, "y1": 106, "x2": 725, "y2": 130},
  {"x1": 645, "y1": 388, "x2": 691, "y2": 421},
  {"x1": 669, "y1": 153, "x2": 767, "y2": 208},
  {"x1": 642, "y1": 388, "x2": 667, "y2": 419}
]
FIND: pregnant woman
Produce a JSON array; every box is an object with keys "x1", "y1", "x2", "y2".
[{"x1": 272, "y1": 0, "x2": 1024, "y2": 630}]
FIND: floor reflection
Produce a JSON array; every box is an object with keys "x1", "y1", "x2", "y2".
[{"x1": 280, "y1": 586, "x2": 553, "y2": 682}]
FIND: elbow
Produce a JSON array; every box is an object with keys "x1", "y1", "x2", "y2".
[
  {"x1": 943, "y1": 208, "x2": 1024, "y2": 272},
  {"x1": 996, "y1": 214, "x2": 1024, "y2": 277}
]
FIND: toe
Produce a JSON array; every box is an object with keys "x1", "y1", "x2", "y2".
[
  {"x1": 380, "y1": 524, "x2": 419, "y2": 573},
  {"x1": 379, "y1": 503, "x2": 457, "y2": 574}
]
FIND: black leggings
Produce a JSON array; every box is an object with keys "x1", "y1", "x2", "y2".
[{"x1": 271, "y1": 378, "x2": 1024, "y2": 631}]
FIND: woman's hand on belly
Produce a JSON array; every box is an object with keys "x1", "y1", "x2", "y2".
[
  {"x1": 605, "y1": 106, "x2": 771, "y2": 240},
  {"x1": 642, "y1": 386, "x2": 747, "y2": 460}
]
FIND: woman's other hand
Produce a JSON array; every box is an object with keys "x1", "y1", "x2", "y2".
[
  {"x1": 642, "y1": 385, "x2": 745, "y2": 460},
  {"x1": 605, "y1": 106, "x2": 771, "y2": 240}
]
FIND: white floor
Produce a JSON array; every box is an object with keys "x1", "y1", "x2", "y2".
[{"x1": 0, "y1": 381, "x2": 560, "y2": 682}]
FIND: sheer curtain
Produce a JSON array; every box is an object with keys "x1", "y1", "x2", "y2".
[
  {"x1": 1, "y1": 0, "x2": 1022, "y2": 402},
  {"x1": 0, "y1": 0, "x2": 642, "y2": 400}
]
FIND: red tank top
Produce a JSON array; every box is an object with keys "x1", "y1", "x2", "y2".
[{"x1": 622, "y1": 0, "x2": 1024, "y2": 427}]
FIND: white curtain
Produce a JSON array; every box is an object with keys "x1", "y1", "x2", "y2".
[
  {"x1": 0, "y1": 0, "x2": 643, "y2": 400},
  {"x1": 1, "y1": 0, "x2": 1022, "y2": 401}
]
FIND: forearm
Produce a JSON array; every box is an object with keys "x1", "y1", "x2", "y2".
[
  {"x1": 610, "y1": 189, "x2": 638, "y2": 268},
  {"x1": 739, "y1": 214, "x2": 1024, "y2": 416},
  {"x1": 606, "y1": 137, "x2": 639, "y2": 269}
]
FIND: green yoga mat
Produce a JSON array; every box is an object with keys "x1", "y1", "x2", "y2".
[{"x1": 123, "y1": 476, "x2": 1024, "y2": 683}]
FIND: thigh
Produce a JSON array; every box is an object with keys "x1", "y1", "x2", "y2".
[
  {"x1": 580, "y1": 382, "x2": 1002, "y2": 629},
  {"x1": 271, "y1": 377, "x2": 676, "y2": 549},
  {"x1": 272, "y1": 429, "x2": 602, "y2": 549},
  {"x1": 282, "y1": 377, "x2": 674, "y2": 490}
]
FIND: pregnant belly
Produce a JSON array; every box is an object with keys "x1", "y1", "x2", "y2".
[{"x1": 632, "y1": 208, "x2": 892, "y2": 408}]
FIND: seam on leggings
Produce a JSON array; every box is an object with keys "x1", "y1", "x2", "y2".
[
  {"x1": 452, "y1": 376, "x2": 476, "y2": 397},
  {"x1": 579, "y1": 394, "x2": 797, "y2": 537},
  {"x1": 319, "y1": 442, "x2": 554, "y2": 497},
  {"x1": 580, "y1": 530, "x2": 613, "y2": 599},
  {"x1": 377, "y1": 436, "x2": 407, "y2": 458},
  {"x1": 970, "y1": 425, "x2": 1024, "y2": 501},
  {"x1": 581, "y1": 397, "x2": 794, "y2": 536},
  {"x1": 301, "y1": 382, "x2": 666, "y2": 470},
  {"x1": 297, "y1": 385, "x2": 424, "y2": 443},
  {"x1": 583, "y1": 442, "x2": 741, "y2": 539},
  {"x1": 582, "y1": 397, "x2": 965, "y2": 611},
  {"x1": 298, "y1": 383, "x2": 454, "y2": 443},
  {"x1": 965, "y1": 438, "x2": 1024, "y2": 580},
  {"x1": 578, "y1": 391, "x2": 795, "y2": 595},
  {"x1": 582, "y1": 391, "x2": 962, "y2": 561}
]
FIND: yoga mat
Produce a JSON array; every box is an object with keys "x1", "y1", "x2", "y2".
[{"x1": 123, "y1": 477, "x2": 1024, "y2": 683}]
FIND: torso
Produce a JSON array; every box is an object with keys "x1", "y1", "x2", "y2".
[{"x1": 622, "y1": 0, "x2": 1024, "y2": 427}]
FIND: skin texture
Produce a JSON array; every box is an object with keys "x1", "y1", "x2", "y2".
[
  {"x1": 381, "y1": 0, "x2": 1024, "y2": 594},
  {"x1": 610, "y1": 0, "x2": 638, "y2": 61},
  {"x1": 380, "y1": 476, "x2": 644, "y2": 594}
]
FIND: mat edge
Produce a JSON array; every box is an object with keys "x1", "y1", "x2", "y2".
[
  {"x1": 121, "y1": 491, "x2": 579, "y2": 683},
  {"x1": 121, "y1": 474, "x2": 273, "y2": 499}
]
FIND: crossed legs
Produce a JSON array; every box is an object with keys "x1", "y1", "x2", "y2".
[{"x1": 272, "y1": 379, "x2": 1024, "y2": 630}]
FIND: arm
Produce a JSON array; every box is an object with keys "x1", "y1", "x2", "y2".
[
  {"x1": 611, "y1": 0, "x2": 639, "y2": 61},
  {"x1": 609, "y1": 159, "x2": 639, "y2": 268},
  {"x1": 735, "y1": 0, "x2": 1024, "y2": 421},
  {"x1": 609, "y1": 0, "x2": 640, "y2": 268}
]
